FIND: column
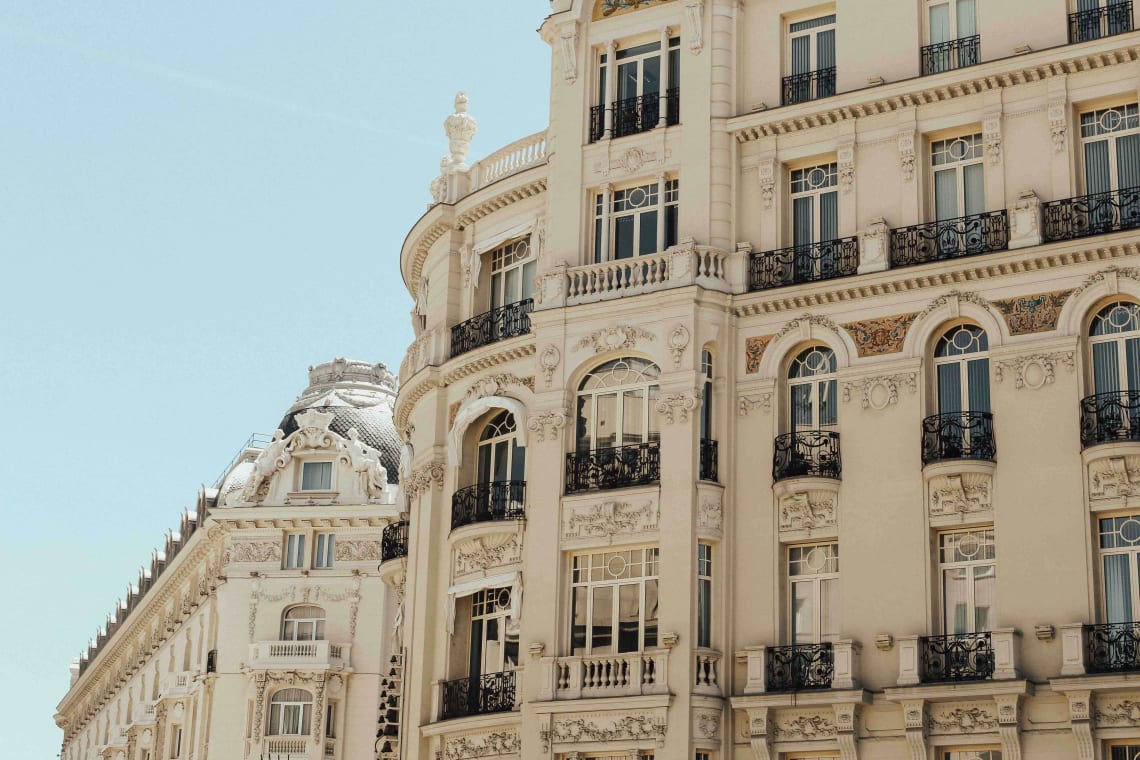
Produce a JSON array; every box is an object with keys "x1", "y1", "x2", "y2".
[
  {"x1": 603, "y1": 41, "x2": 617, "y2": 138},
  {"x1": 599, "y1": 183, "x2": 612, "y2": 262},
  {"x1": 656, "y1": 173, "x2": 668, "y2": 253},
  {"x1": 658, "y1": 27, "x2": 671, "y2": 128}
]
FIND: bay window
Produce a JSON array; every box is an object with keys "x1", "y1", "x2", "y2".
[{"x1": 571, "y1": 547, "x2": 660, "y2": 654}]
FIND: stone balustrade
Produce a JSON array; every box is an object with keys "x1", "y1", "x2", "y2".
[
  {"x1": 471, "y1": 131, "x2": 547, "y2": 190},
  {"x1": 536, "y1": 649, "x2": 670, "y2": 700},
  {"x1": 247, "y1": 640, "x2": 350, "y2": 671},
  {"x1": 694, "y1": 648, "x2": 723, "y2": 696}
]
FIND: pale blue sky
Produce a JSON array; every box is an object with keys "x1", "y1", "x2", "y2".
[{"x1": 0, "y1": 3, "x2": 550, "y2": 755}]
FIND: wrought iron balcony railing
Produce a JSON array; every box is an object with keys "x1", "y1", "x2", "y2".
[
  {"x1": 1070, "y1": 1, "x2": 1134, "y2": 43},
  {"x1": 765, "y1": 643, "x2": 834, "y2": 692},
  {"x1": 589, "y1": 103, "x2": 605, "y2": 143},
  {"x1": 450, "y1": 299, "x2": 533, "y2": 359},
  {"x1": 921, "y1": 412, "x2": 996, "y2": 466},
  {"x1": 451, "y1": 481, "x2": 526, "y2": 530},
  {"x1": 919, "y1": 632, "x2": 995, "y2": 683},
  {"x1": 889, "y1": 211, "x2": 1009, "y2": 268},
  {"x1": 1043, "y1": 186, "x2": 1140, "y2": 243},
  {"x1": 566, "y1": 441, "x2": 661, "y2": 494},
  {"x1": 699, "y1": 438, "x2": 719, "y2": 482},
  {"x1": 1086, "y1": 621, "x2": 1140, "y2": 673},
  {"x1": 773, "y1": 430, "x2": 841, "y2": 482},
  {"x1": 439, "y1": 670, "x2": 516, "y2": 721},
  {"x1": 748, "y1": 237, "x2": 859, "y2": 291},
  {"x1": 1080, "y1": 391, "x2": 1140, "y2": 448},
  {"x1": 381, "y1": 521, "x2": 408, "y2": 563},
  {"x1": 590, "y1": 89, "x2": 680, "y2": 142},
  {"x1": 781, "y1": 67, "x2": 836, "y2": 106},
  {"x1": 921, "y1": 35, "x2": 980, "y2": 75}
]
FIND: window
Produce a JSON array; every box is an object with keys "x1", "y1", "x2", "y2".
[
  {"x1": 282, "y1": 605, "x2": 326, "y2": 642},
  {"x1": 1098, "y1": 513, "x2": 1140, "y2": 623},
  {"x1": 939, "y1": 528, "x2": 996, "y2": 634},
  {"x1": 571, "y1": 547, "x2": 660, "y2": 654},
  {"x1": 576, "y1": 358, "x2": 661, "y2": 451},
  {"x1": 593, "y1": 37, "x2": 680, "y2": 142},
  {"x1": 932, "y1": 134, "x2": 985, "y2": 222},
  {"x1": 935, "y1": 325, "x2": 991, "y2": 415},
  {"x1": 791, "y1": 163, "x2": 839, "y2": 248},
  {"x1": 268, "y1": 689, "x2": 313, "y2": 736},
  {"x1": 924, "y1": 0, "x2": 978, "y2": 74},
  {"x1": 313, "y1": 533, "x2": 335, "y2": 569},
  {"x1": 785, "y1": 14, "x2": 836, "y2": 104},
  {"x1": 488, "y1": 239, "x2": 536, "y2": 312},
  {"x1": 942, "y1": 751, "x2": 1000, "y2": 760},
  {"x1": 301, "y1": 461, "x2": 332, "y2": 491},
  {"x1": 1081, "y1": 104, "x2": 1140, "y2": 197},
  {"x1": 170, "y1": 727, "x2": 182, "y2": 758},
  {"x1": 324, "y1": 702, "x2": 336, "y2": 739},
  {"x1": 700, "y1": 351, "x2": 714, "y2": 440},
  {"x1": 1109, "y1": 743, "x2": 1140, "y2": 760},
  {"x1": 284, "y1": 534, "x2": 306, "y2": 570},
  {"x1": 593, "y1": 179, "x2": 678, "y2": 262},
  {"x1": 1090, "y1": 302, "x2": 1140, "y2": 398},
  {"x1": 788, "y1": 346, "x2": 838, "y2": 434},
  {"x1": 697, "y1": 543, "x2": 713, "y2": 648},
  {"x1": 789, "y1": 543, "x2": 840, "y2": 644},
  {"x1": 469, "y1": 587, "x2": 519, "y2": 675},
  {"x1": 479, "y1": 412, "x2": 526, "y2": 486}
]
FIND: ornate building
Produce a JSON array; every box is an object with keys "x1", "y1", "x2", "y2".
[
  {"x1": 54, "y1": 360, "x2": 406, "y2": 760},
  {"x1": 394, "y1": 1, "x2": 1140, "y2": 760}
]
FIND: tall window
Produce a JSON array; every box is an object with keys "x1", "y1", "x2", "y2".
[
  {"x1": 313, "y1": 533, "x2": 335, "y2": 569},
  {"x1": 284, "y1": 534, "x2": 306, "y2": 570},
  {"x1": 700, "y1": 350, "x2": 714, "y2": 441},
  {"x1": 571, "y1": 547, "x2": 660, "y2": 654},
  {"x1": 301, "y1": 461, "x2": 332, "y2": 491},
  {"x1": 697, "y1": 543, "x2": 713, "y2": 648},
  {"x1": 469, "y1": 588, "x2": 519, "y2": 676},
  {"x1": 282, "y1": 605, "x2": 326, "y2": 642},
  {"x1": 791, "y1": 163, "x2": 839, "y2": 249},
  {"x1": 1073, "y1": 0, "x2": 1135, "y2": 42},
  {"x1": 788, "y1": 346, "x2": 837, "y2": 434},
  {"x1": 478, "y1": 412, "x2": 526, "y2": 486},
  {"x1": 170, "y1": 727, "x2": 182, "y2": 758},
  {"x1": 1081, "y1": 104, "x2": 1140, "y2": 198},
  {"x1": 267, "y1": 689, "x2": 312, "y2": 736},
  {"x1": 324, "y1": 703, "x2": 336, "y2": 739},
  {"x1": 932, "y1": 134, "x2": 985, "y2": 222},
  {"x1": 939, "y1": 528, "x2": 996, "y2": 634},
  {"x1": 1098, "y1": 513, "x2": 1140, "y2": 624},
  {"x1": 1109, "y1": 743, "x2": 1140, "y2": 760},
  {"x1": 787, "y1": 14, "x2": 836, "y2": 102},
  {"x1": 1090, "y1": 302, "x2": 1140, "y2": 397},
  {"x1": 488, "y1": 239, "x2": 536, "y2": 313},
  {"x1": 935, "y1": 325, "x2": 991, "y2": 415},
  {"x1": 789, "y1": 543, "x2": 840, "y2": 644},
  {"x1": 926, "y1": 0, "x2": 978, "y2": 72},
  {"x1": 594, "y1": 179, "x2": 679, "y2": 261},
  {"x1": 595, "y1": 37, "x2": 680, "y2": 140},
  {"x1": 576, "y1": 358, "x2": 661, "y2": 451}
]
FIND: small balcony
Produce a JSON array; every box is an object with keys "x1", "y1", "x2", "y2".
[
  {"x1": 919, "y1": 632, "x2": 995, "y2": 683},
  {"x1": 772, "y1": 431, "x2": 841, "y2": 482},
  {"x1": 921, "y1": 35, "x2": 980, "y2": 76},
  {"x1": 537, "y1": 650, "x2": 671, "y2": 700},
  {"x1": 699, "y1": 438, "x2": 719, "y2": 482},
  {"x1": 781, "y1": 67, "x2": 836, "y2": 106},
  {"x1": 264, "y1": 737, "x2": 310, "y2": 759},
  {"x1": 449, "y1": 299, "x2": 533, "y2": 359},
  {"x1": 381, "y1": 521, "x2": 409, "y2": 563},
  {"x1": 921, "y1": 412, "x2": 996, "y2": 466},
  {"x1": 588, "y1": 88, "x2": 680, "y2": 143},
  {"x1": 1043, "y1": 186, "x2": 1140, "y2": 244},
  {"x1": 439, "y1": 670, "x2": 517, "y2": 721},
  {"x1": 247, "y1": 640, "x2": 351, "y2": 671},
  {"x1": 747, "y1": 237, "x2": 859, "y2": 291},
  {"x1": 739, "y1": 640, "x2": 861, "y2": 694},
  {"x1": 1080, "y1": 391, "x2": 1140, "y2": 448},
  {"x1": 1069, "y1": 1, "x2": 1133, "y2": 43},
  {"x1": 1059, "y1": 621, "x2": 1140, "y2": 675},
  {"x1": 889, "y1": 211, "x2": 1009, "y2": 268},
  {"x1": 565, "y1": 441, "x2": 660, "y2": 494},
  {"x1": 451, "y1": 481, "x2": 526, "y2": 530}
]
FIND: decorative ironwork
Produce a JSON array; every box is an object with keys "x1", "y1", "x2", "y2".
[
  {"x1": 565, "y1": 441, "x2": 661, "y2": 494},
  {"x1": 450, "y1": 299, "x2": 534, "y2": 358},
  {"x1": 1086, "y1": 621, "x2": 1140, "y2": 673},
  {"x1": 666, "y1": 86, "x2": 680, "y2": 127},
  {"x1": 699, "y1": 438, "x2": 719, "y2": 482},
  {"x1": 921, "y1": 35, "x2": 980, "y2": 76},
  {"x1": 1070, "y1": 1, "x2": 1133, "y2": 43},
  {"x1": 781, "y1": 67, "x2": 836, "y2": 106},
  {"x1": 1043, "y1": 187, "x2": 1140, "y2": 243},
  {"x1": 919, "y1": 632, "x2": 995, "y2": 683},
  {"x1": 748, "y1": 237, "x2": 860, "y2": 291},
  {"x1": 451, "y1": 481, "x2": 526, "y2": 530},
  {"x1": 381, "y1": 521, "x2": 408, "y2": 563},
  {"x1": 589, "y1": 104, "x2": 605, "y2": 143},
  {"x1": 1080, "y1": 391, "x2": 1140, "y2": 448},
  {"x1": 439, "y1": 670, "x2": 516, "y2": 720},
  {"x1": 921, "y1": 412, "x2": 996, "y2": 465},
  {"x1": 773, "y1": 431, "x2": 842, "y2": 482},
  {"x1": 206, "y1": 649, "x2": 217, "y2": 674},
  {"x1": 889, "y1": 211, "x2": 1009, "y2": 268},
  {"x1": 765, "y1": 643, "x2": 835, "y2": 692},
  {"x1": 608, "y1": 90, "x2": 680, "y2": 139}
]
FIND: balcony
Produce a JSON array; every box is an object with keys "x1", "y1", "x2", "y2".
[
  {"x1": 561, "y1": 243, "x2": 733, "y2": 306},
  {"x1": 1043, "y1": 186, "x2": 1140, "y2": 244},
  {"x1": 921, "y1": 35, "x2": 980, "y2": 76},
  {"x1": 921, "y1": 412, "x2": 996, "y2": 466},
  {"x1": 449, "y1": 299, "x2": 533, "y2": 359},
  {"x1": 247, "y1": 640, "x2": 351, "y2": 671},
  {"x1": 739, "y1": 640, "x2": 861, "y2": 694},
  {"x1": 781, "y1": 67, "x2": 836, "y2": 106},
  {"x1": 889, "y1": 211, "x2": 1009, "y2": 268},
  {"x1": 918, "y1": 632, "x2": 995, "y2": 683},
  {"x1": 451, "y1": 481, "x2": 526, "y2": 530},
  {"x1": 264, "y1": 737, "x2": 310, "y2": 759},
  {"x1": 1069, "y1": 1, "x2": 1133, "y2": 43},
  {"x1": 537, "y1": 650, "x2": 670, "y2": 700},
  {"x1": 1081, "y1": 392, "x2": 1140, "y2": 448},
  {"x1": 588, "y1": 88, "x2": 680, "y2": 143},
  {"x1": 772, "y1": 431, "x2": 841, "y2": 482},
  {"x1": 1087, "y1": 622, "x2": 1140, "y2": 673},
  {"x1": 699, "y1": 438, "x2": 719, "y2": 482},
  {"x1": 439, "y1": 670, "x2": 517, "y2": 720},
  {"x1": 565, "y1": 441, "x2": 660, "y2": 494},
  {"x1": 748, "y1": 237, "x2": 859, "y2": 291},
  {"x1": 381, "y1": 521, "x2": 409, "y2": 563},
  {"x1": 694, "y1": 649, "x2": 723, "y2": 696}
]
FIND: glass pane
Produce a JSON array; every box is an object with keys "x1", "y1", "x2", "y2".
[
  {"x1": 492, "y1": 440, "x2": 509, "y2": 482},
  {"x1": 1086, "y1": 139, "x2": 1113, "y2": 195},
  {"x1": 956, "y1": 0, "x2": 977, "y2": 36},
  {"x1": 967, "y1": 358, "x2": 991, "y2": 412},
  {"x1": 490, "y1": 271, "x2": 503, "y2": 311},
  {"x1": 929, "y1": 3, "x2": 951, "y2": 43},
  {"x1": 793, "y1": 196, "x2": 814, "y2": 247},
  {"x1": 822, "y1": 577, "x2": 840, "y2": 641},
  {"x1": 642, "y1": 55, "x2": 660, "y2": 96},
  {"x1": 935, "y1": 168, "x2": 959, "y2": 220},
  {"x1": 819, "y1": 379, "x2": 837, "y2": 427},
  {"x1": 571, "y1": 587, "x2": 587, "y2": 654},
  {"x1": 791, "y1": 383, "x2": 814, "y2": 430},
  {"x1": 622, "y1": 389, "x2": 645, "y2": 445},
  {"x1": 1093, "y1": 340, "x2": 1123, "y2": 395},
  {"x1": 819, "y1": 191, "x2": 838, "y2": 242},
  {"x1": 617, "y1": 61, "x2": 638, "y2": 101},
  {"x1": 591, "y1": 586, "x2": 614, "y2": 653},
  {"x1": 938, "y1": 363, "x2": 964, "y2": 414},
  {"x1": 639, "y1": 209, "x2": 658, "y2": 256},
  {"x1": 791, "y1": 34, "x2": 811, "y2": 75},
  {"x1": 973, "y1": 564, "x2": 996, "y2": 631},
  {"x1": 943, "y1": 567, "x2": 970, "y2": 634},
  {"x1": 1105, "y1": 553, "x2": 1135, "y2": 623},
  {"x1": 504, "y1": 268, "x2": 519, "y2": 304},
  {"x1": 521, "y1": 260, "x2": 536, "y2": 302},
  {"x1": 792, "y1": 580, "x2": 814, "y2": 643},
  {"x1": 816, "y1": 29, "x2": 835, "y2": 70},
  {"x1": 644, "y1": 579, "x2": 659, "y2": 648},
  {"x1": 697, "y1": 578, "x2": 711, "y2": 648},
  {"x1": 614, "y1": 215, "x2": 635, "y2": 260},
  {"x1": 484, "y1": 619, "x2": 501, "y2": 674},
  {"x1": 618, "y1": 583, "x2": 641, "y2": 653},
  {"x1": 595, "y1": 393, "x2": 618, "y2": 447},
  {"x1": 963, "y1": 162, "x2": 985, "y2": 217},
  {"x1": 510, "y1": 444, "x2": 525, "y2": 481},
  {"x1": 478, "y1": 443, "x2": 491, "y2": 485},
  {"x1": 594, "y1": 216, "x2": 604, "y2": 263},
  {"x1": 1119, "y1": 134, "x2": 1140, "y2": 191}
]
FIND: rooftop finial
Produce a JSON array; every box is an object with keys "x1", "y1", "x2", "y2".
[{"x1": 444, "y1": 90, "x2": 477, "y2": 170}]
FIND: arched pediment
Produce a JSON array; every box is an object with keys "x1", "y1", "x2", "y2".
[{"x1": 448, "y1": 395, "x2": 529, "y2": 467}]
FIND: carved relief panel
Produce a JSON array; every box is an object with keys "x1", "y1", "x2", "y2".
[{"x1": 560, "y1": 495, "x2": 660, "y2": 549}]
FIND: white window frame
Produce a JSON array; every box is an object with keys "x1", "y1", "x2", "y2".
[
  {"x1": 575, "y1": 358, "x2": 662, "y2": 451},
  {"x1": 267, "y1": 689, "x2": 313, "y2": 736},
  {"x1": 313, "y1": 533, "x2": 335, "y2": 569},
  {"x1": 324, "y1": 702, "x2": 336, "y2": 739},
  {"x1": 787, "y1": 346, "x2": 838, "y2": 433},
  {"x1": 1080, "y1": 103, "x2": 1140, "y2": 194},
  {"x1": 487, "y1": 238, "x2": 536, "y2": 312},
  {"x1": 570, "y1": 546, "x2": 660, "y2": 655},
  {"x1": 925, "y1": 0, "x2": 977, "y2": 44},
  {"x1": 789, "y1": 161, "x2": 839, "y2": 248},
  {"x1": 1090, "y1": 301, "x2": 1140, "y2": 397},
  {"x1": 938, "y1": 528, "x2": 997, "y2": 635},
  {"x1": 170, "y1": 726, "x2": 182, "y2": 758},
  {"x1": 788, "y1": 542, "x2": 840, "y2": 644},
  {"x1": 469, "y1": 587, "x2": 519, "y2": 675},
  {"x1": 1106, "y1": 741, "x2": 1140, "y2": 760},
  {"x1": 300, "y1": 461, "x2": 333, "y2": 491},
  {"x1": 931, "y1": 133, "x2": 985, "y2": 221},
  {"x1": 1097, "y1": 513, "x2": 1140, "y2": 623},
  {"x1": 786, "y1": 12, "x2": 836, "y2": 75},
  {"x1": 592, "y1": 177, "x2": 679, "y2": 262},
  {"x1": 282, "y1": 605, "x2": 326, "y2": 642},
  {"x1": 283, "y1": 533, "x2": 306, "y2": 570},
  {"x1": 478, "y1": 411, "x2": 525, "y2": 485},
  {"x1": 933, "y1": 324, "x2": 991, "y2": 415}
]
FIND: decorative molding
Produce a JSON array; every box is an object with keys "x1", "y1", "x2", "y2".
[
  {"x1": 758, "y1": 158, "x2": 775, "y2": 209},
  {"x1": 929, "y1": 473, "x2": 992, "y2": 518},
  {"x1": 837, "y1": 141, "x2": 855, "y2": 193},
  {"x1": 928, "y1": 703, "x2": 998, "y2": 734},
  {"x1": 442, "y1": 730, "x2": 521, "y2": 760},
  {"x1": 995, "y1": 694, "x2": 1023, "y2": 760},
  {"x1": 1049, "y1": 98, "x2": 1068, "y2": 153},
  {"x1": 992, "y1": 289, "x2": 1073, "y2": 335},
  {"x1": 463, "y1": 373, "x2": 534, "y2": 401},
  {"x1": 655, "y1": 391, "x2": 700, "y2": 423},
  {"x1": 1068, "y1": 690, "x2": 1096, "y2": 760},
  {"x1": 919, "y1": 289, "x2": 993, "y2": 320},
  {"x1": 903, "y1": 699, "x2": 927, "y2": 760},
  {"x1": 772, "y1": 712, "x2": 836, "y2": 740},
  {"x1": 993, "y1": 351, "x2": 1075, "y2": 389},
  {"x1": 562, "y1": 500, "x2": 658, "y2": 541},
  {"x1": 684, "y1": 0, "x2": 705, "y2": 53},
  {"x1": 544, "y1": 712, "x2": 666, "y2": 748},
  {"x1": 698, "y1": 494, "x2": 723, "y2": 533},
  {"x1": 898, "y1": 132, "x2": 916, "y2": 182},
  {"x1": 527, "y1": 408, "x2": 568, "y2": 443},
  {"x1": 694, "y1": 708, "x2": 720, "y2": 739},
  {"x1": 779, "y1": 490, "x2": 837, "y2": 532},
  {"x1": 776, "y1": 313, "x2": 841, "y2": 339},
  {"x1": 228, "y1": 541, "x2": 281, "y2": 564},
  {"x1": 745, "y1": 335, "x2": 775, "y2": 374},
  {"x1": 406, "y1": 458, "x2": 446, "y2": 500},
  {"x1": 539, "y1": 345, "x2": 561, "y2": 387},
  {"x1": 460, "y1": 244, "x2": 481, "y2": 289},
  {"x1": 667, "y1": 324, "x2": 690, "y2": 367},
  {"x1": 334, "y1": 539, "x2": 381, "y2": 563},
  {"x1": 575, "y1": 324, "x2": 656, "y2": 353},
  {"x1": 1089, "y1": 455, "x2": 1140, "y2": 500},
  {"x1": 454, "y1": 534, "x2": 523, "y2": 577},
  {"x1": 1095, "y1": 697, "x2": 1140, "y2": 727},
  {"x1": 983, "y1": 115, "x2": 1003, "y2": 165},
  {"x1": 557, "y1": 22, "x2": 578, "y2": 84},
  {"x1": 841, "y1": 373, "x2": 917, "y2": 409},
  {"x1": 1072, "y1": 265, "x2": 1140, "y2": 301},
  {"x1": 842, "y1": 313, "x2": 919, "y2": 357}
]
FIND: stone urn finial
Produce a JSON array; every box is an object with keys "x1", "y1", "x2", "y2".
[{"x1": 444, "y1": 90, "x2": 477, "y2": 170}]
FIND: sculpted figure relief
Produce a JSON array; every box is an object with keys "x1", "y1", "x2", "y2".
[
  {"x1": 341, "y1": 427, "x2": 389, "y2": 499},
  {"x1": 242, "y1": 430, "x2": 290, "y2": 502}
]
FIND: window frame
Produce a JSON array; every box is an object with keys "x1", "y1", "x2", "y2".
[
  {"x1": 478, "y1": 411, "x2": 526, "y2": 485},
  {"x1": 925, "y1": 0, "x2": 978, "y2": 45},
  {"x1": 313, "y1": 532, "x2": 335, "y2": 570},
  {"x1": 787, "y1": 345, "x2": 839, "y2": 433},
  {"x1": 1079, "y1": 102, "x2": 1140, "y2": 195},
  {"x1": 937, "y1": 527, "x2": 997, "y2": 635},
  {"x1": 697, "y1": 542, "x2": 713, "y2": 648},
  {"x1": 282, "y1": 604, "x2": 327, "y2": 642},
  {"x1": 570, "y1": 545, "x2": 661, "y2": 655},
  {"x1": 930, "y1": 132, "x2": 986, "y2": 221},
  {"x1": 1096, "y1": 512, "x2": 1140, "y2": 624},
  {"x1": 592, "y1": 177, "x2": 679, "y2": 263},
  {"x1": 283, "y1": 533, "x2": 306, "y2": 570},
  {"x1": 487, "y1": 238, "x2": 537, "y2": 313},
  {"x1": 468, "y1": 587, "x2": 519, "y2": 676},
  {"x1": 575, "y1": 358, "x2": 662, "y2": 452},
  {"x1": 933, "y1": 323, "x2": 991, "y2": 415},
  {"x1": 785, "y1": 11, "x2": 837, "y2": 76},
  {"x1": 789, "y1": 160, "x2": 840, "y2": 249},
  {"x1": 300, "y1": 460, "x2": 333, "y2": 492},
  {"x1": 1089, "y1": 301, "x2": 1140, "y2": 397},
  {"x1": 787, "y1": 542, "x2": 840, "y2": 644},
  {"x1": 267, "y1": 689, "x2": 313, "y2": 736}
]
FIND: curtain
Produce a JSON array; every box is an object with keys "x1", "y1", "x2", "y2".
[
  {"x1": 819, "y1": 379, "x2": 837, "y2": 426},
  {"x1": 793, "y1": 196, "x2": 814, "y2": 247},
  {"x1": 1104, "y1": 554, "x2": 1134, "y2": 624},
  {"x1": 938, "y1": 363, "x2": 963, "y2": 414},
  {"x1": 1093, "y1": 341, "x2": 1122, "y2": 395},
  {"x1": 791, "y1": 383, "x2": 813, "y2": 431},
  {"x1": 819, "y1": 191, "x2": 839, "y2": 241},
  {"x1": 821, "y1": 577, "x2": 840, "y2": 641},
  {"x1": 817, "y1": 29, "x2": 835, "y2": 70},
  {"x1": 792, "y1": 581, "x2": 813, "y2": 643},
  {"x1": 956, "y1": 0, "x2": 977, "y2": 36},
  {"x1": 973, "y1": 564, "x2": 996, "y2": 632},
  {"x1": 935, "y1": 169, "x2": 959, "y2": 221},
  {"x1": 964, "y1": 163, "x2": 986, "y2": 217},
  {"x1": 1086, "y1": 139, "x2": 1112, "y2": 195},
  {"x1": 967, "y1": 358, "x2": 991, "y2": 412},
  {"x1": 943, "y1": 568, "x2": 970, "y2": 634},
  {"x1": 1117, "y1": 134, "x2": 1140, "y2": 189},
  {"x1": 791, "y1": 34, "x2": 811, "y2": 75},
  {"x1": 929, "y1": 3, "x2": 951, "y2": 43}
]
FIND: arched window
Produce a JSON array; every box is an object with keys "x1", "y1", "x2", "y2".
[
  {"x1": 934, "y1": 324, "x2": 990, "y2": 415},
  {"x1": 478, "y1": 411, "x2": 525, "y2": 485},
  {"x1": 281, "y1": 605, "x2": 325, "y2": 642},
  {"x1": 575, "y1": 358, "x2": 661, "y2": 451},
  {"x1": 1090, "y1": 301, "x2": 1140, "y2": 395},
  {"x1": 787, "y1": 346, "x2": 837, "y2": 433},
  {"x1": 268, "y1": 688, "x2": 312, "y2": 736}
]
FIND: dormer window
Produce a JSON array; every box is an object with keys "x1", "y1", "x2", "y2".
[{"x1": 301, "y1": 461, "x2": 332, "y2": 491}]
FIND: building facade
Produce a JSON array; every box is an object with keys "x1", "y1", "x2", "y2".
[
  {"x1": 395, "y1": 1, "x2": 1140, "y2": 760},
  {"x1": 55, "y1": 360, "x2": 406, "y2": 760}
]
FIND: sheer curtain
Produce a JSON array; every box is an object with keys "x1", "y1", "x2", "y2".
[{"x1": 1104, "y1": 554, "x2": 1134, "y2": 624}]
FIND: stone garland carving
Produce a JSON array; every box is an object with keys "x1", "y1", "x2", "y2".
[
  {"x1": 454, "y1": 535, "x2": 523, "y2": 577},
  {"x1": 694, "y1": 709, "x2": 720, "y2": 739},
  {"x1": 684, "y1": 0, "x2": 705, "y2": 53},
  {"x1": 698, "y1": 496, "x2": 723, "y2": 532},
  {"x1": 1090, "y1": 456, "x2": 1140, "y2": 499},
  {"x1": 527, "y1": 408, "x2": 568, "y2": 443},
  {"x1": 655, "y1": 391, "x2": 700, "y2": 423},
  {"x1": 928, "y1": 704, "x2": 998, "y2": 734},
  {"x1": 442, "y1": 730, "x2": 521, "y2": 760},
  {"x1": 758, "y1": 159, "x2": 775, "y2": 209},
  {"x1": 1049, "y1": 99, "x2": 1068, "y2": 153},
  {"x1": 557, "y1": 22, "x2": 578, "y2": 84},
  {"x1": 598, "y1": 147, "x2": 662, "y2": 176},
  {"x1": 1072, "y1": 266, "x2": 1140, "y2": 302},
  {"x1": 773, "y1": 713, "x2": 836, "y2": 740},
  {"x1": 983, "y1": 116, "x2": 1003, "y2": 165},
  {"x1": 841, "y1": 373, "x2": 918, "y2": 409},
  {"x1": 919, "y1": 290, "x2": 993, "y2": 321},
  {"x1": 738, "y1": 393, "x2": 773, "y2": 416},
  {"x1": 229, "y1": 541, "x2": 281, "y2": 564},
  {"x1": 841, "y1": 313, "x2": 919, "y2": 357},
  {"x1": 993, "y1": 351, "x2": 1075, "y2": 390},
  {"x1": 745, "y1": 335, "x2": 775, "y2": 374},
  {"x1": 992, "y1": 290, "x2": 1073, "y2": 336},
  {"x1": 777, "y1": 313, "x2": 841, "y2": 339},
  {"x1": 838, "y1": 142, "x2": 855, "y2": 194},
  {"x1": 898, "y1": 132, "x2": 917, "y2": 182},
  {"x1": 575, "y1": 324, "x2": 655, "y2": 353},
  {"x1": 930, "y1": 474, "x2": 992, "y2": 517},
  {"x1": 406, "y1": 458, "x2": 446, "y2": 500},
  {"x1": 564, "y1": 500, "x2": 657, "y2": 539},
  {"x1": 463, "y1": 373, "x2": 535, "y2": 401},
  {"x1": 667, "y1": 324, "x2": 690, "y2": 367},
  {"x1": 780, "y1": 492, "x2": 837, "y2": 531},
  {"x1": 544, "y1": 713, "x2": 665, "y2": 749},
  {"x1": 1095, "y1": 698, "x2": 1140, "y2": 726},
  {"x1": 335, "y1": 539, "x2": 382, "y2": 563},
  {"x1": 539, "y1": 345, "x2": 561, "y2": 387}
]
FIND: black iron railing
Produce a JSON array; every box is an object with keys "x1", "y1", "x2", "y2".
[
  {"x1": 1080, "y1": 391, "x2": 1140, "y2": 448},
  {"x1": 919, "y1": 632, "x2": 995, "y2": 683},
  {"x1": 921, "y1": 412, "x2": 996, "y2": 465},
  {"x1": 439, "y1": 671, "x2": 516, "y2": 720},
  {"x1": 666, "y1": 86, "x2": 680, "y2": 127},
  {"x1": 451, "y1": 481, "x2": 526, "y2": 530},
  {"x1": 782, "y1": 67, "x2": 836, "y2": 106},
  {"x1": 450, "y1": 299, "x2": 533, "y2": 358},
  {"x1": 381, "y1": 521, "x2": 409, "y2": 563},
  {"x1": 1043, "y1": 186, "x2": 1140, "y2": 243},
  {"x1": 699, "y1": 438, "x2": 719, "y2": 482},
  {"x1": 589, "y1": 103, "x2": 605, "y2": 143},
  {"x1": 765, "y1": 644, "x2": 834, "y2": 692},
  {"x1": 890, "y1": 211, "x2": 1009, "y2": 268},
  {"x1": 748, "y1": 237, "x2": 859, "y2": 291},
  {"x1": 206, "y1": 649, "x2": 217, "y2": 674},
  {"x1": 1070, "y1": 1, "x2": 1134, "y2": 43},
  {"x1": 773, "y1": 431, "x2": 841, "y2": 482},
  {"x1": 921, "y1": 35, "x2": 980, "y2": 75},
  {"x1": 589, "y1": 89, "x2": 680, "y2": 143},
  {"x1": 566, "y1": 441, "x2": 661, "y2": 494},
  {"x1": 1086, "y1": 622, "x2": 1140, "y2": 673}
]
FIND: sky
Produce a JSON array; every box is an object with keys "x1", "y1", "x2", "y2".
[{"x1": 0, "y1": 3, "x2": 551, "y2": 755}]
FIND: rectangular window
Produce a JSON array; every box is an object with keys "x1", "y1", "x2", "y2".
[
  {"x1": 939, "y1": 528, "x2": 996, "y2": 634},
  {"x1": 1098, "y1": 514, "x2": 1140, "y2": 623},
  {"x1": 790, "y1": 161, "x2": 840, "y2": 280},
  {"x1": 593, "y1": 38, "x2": 680, "y2": 142},
  {"x1": 924, "y1": 0, "x2": 978, "y2": 74},
  {"x1": 1110, "y1": 744, "x2": 1140, "y2": 760},
  {"x1": 284, "y1": 534, "x2": 306, "y2": 570},
  {"x1": 1081, "y1": 104, "x2": 1140, "y2": 195},
  {"x1": 314, "y1": 533, "x2": 335, "y2": 569},
  {"x1": 1071, "y1": 0, "x2": 1134, "y2": 43},
  {"x1": 301, "y1": 461, "x2": 333, "y2": 491},
  {"x1": 171, "y1": 727, "x2": 182, "y2": 758},
  {"x1": 932, "y1": 134, "x2": 985, "y2": 221},
  {"x1": 325, "y1": 702, "x2": 336, "y2": 738},
  {"x1": 789, "y1": 543, "x2": 840, "y2": 643},
  {"x1": 488, "y1": 238, "x2": 537, "y2": 312},
  {"x1": 593, "y1": 179, "x2": 679, "y2": 262},
  {"x1": 697, "y1": 543, "x2": 713, "y2": 648},
  {"x1": 469, "y1": 587, "x2": 520, "y2": 675},
  {"x1": 784, "y1": 14, "x2": 836, "y2": 104},
  {"x1": 571, "y1": 547, "x2": 660, "y2": 655}
]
